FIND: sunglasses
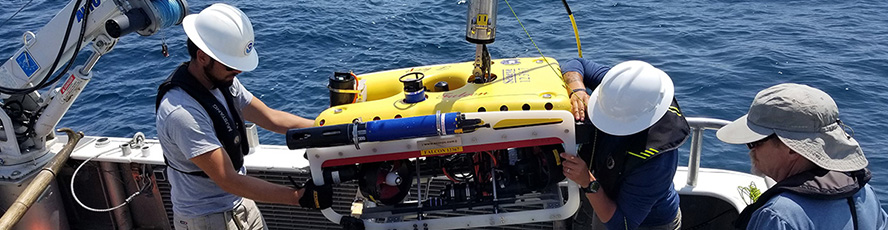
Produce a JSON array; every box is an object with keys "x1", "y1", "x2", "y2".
[
  {"x1": 213, "y1": 58, "x2": 236, "y2": 71},
  {"x1": 222, "y1": 64, "x2": 235, "y2": 72},
  {"x1": 746, "y1": 135, "x2": 776, "y2": 149}
]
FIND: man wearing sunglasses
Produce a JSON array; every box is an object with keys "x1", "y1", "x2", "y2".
[
  {"x1": 155, "y1": 3, "x2": 329, "y2": 230},
  {"x1": 717, "y1": 83, "x2": 887, "y2": 230}
]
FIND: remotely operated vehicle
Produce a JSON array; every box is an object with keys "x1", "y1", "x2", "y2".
[{"x1": 283, "y1": 1, "x2": 583, "y2": 229}]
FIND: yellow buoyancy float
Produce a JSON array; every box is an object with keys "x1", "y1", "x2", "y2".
[{"x1": 317, "y1": 57, "x2": 572, "y2": 126}]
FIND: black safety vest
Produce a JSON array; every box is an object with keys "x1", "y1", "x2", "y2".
[
  {"x1": 577, "y1": 99, "x2": 690, "y2": 198},
  {"x1": 734, "y1": 168, "x2": 870, "y2": 230},
  {"x1": 155, "y1": 62, "x2": 250, "y2": 178}
]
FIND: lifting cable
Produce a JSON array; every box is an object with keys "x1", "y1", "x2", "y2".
[
  {"x1": 503, "y1": 0, "x2": 562, "y2": 79},
  {"x1": 0, "y1": 0, "x2": 35, "y2": 29}
]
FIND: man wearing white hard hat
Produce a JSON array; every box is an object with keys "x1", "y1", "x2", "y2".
[
  {"x1": 155, "y1": 3, "x2": 325, "y2": 230},
  {"x1": 559, "y1": 58, "x2": 689, "y2": 230},
  {"x1": 716, "y1": 83, "x2": 887, "y2": 230}
]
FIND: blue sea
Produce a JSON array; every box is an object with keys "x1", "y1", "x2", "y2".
[{"x1": 2, "y1": 0, "x2": 887, "y2": 211}]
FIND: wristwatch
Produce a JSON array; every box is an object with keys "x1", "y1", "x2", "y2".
[
  {"x1": 569, "y1": 88, "x2": 586, "y2": 98},
  {"x1": 582, "y1": 180, "x2": 600, "y2": 194}
]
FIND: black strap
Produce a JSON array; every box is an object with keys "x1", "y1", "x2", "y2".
[
  {"x1": 847, "y1": 197, "x2": 859, "y2": 230},
  {"x1": 156, "y1": 62, "x2": 250, "y2": 178},
  {"x1": 163, "y1": 157, "x2": 209, "y2": 177}
]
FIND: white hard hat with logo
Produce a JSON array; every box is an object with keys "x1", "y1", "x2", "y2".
[
  {"x1": 587, "y1": 60, "x2": 674, "y2": 136},
  {"x1": 183, "y1": 3, "x2": 258, "y2": 71}
]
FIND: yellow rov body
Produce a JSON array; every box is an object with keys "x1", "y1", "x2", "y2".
[{"x1": 316, "y1": 57, "x2": 572, "y2": 126}]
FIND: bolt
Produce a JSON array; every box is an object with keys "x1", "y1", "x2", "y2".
[
  {"x1": 334, "y1": 108, "x2": 343, "y2": 113},
  {"x1": 314, "y1": 154, "x2": 320, "y2": 158},
  {"x1": 338, "y1": 152, "x2": 343, "y2": 156},
  {"x1": 11, "y1": 171, "x2": 21, "y2": 176},
  {"x1": 532, "y1": 131, "x2": 537, "y2": 136},
  {"x1": 542, "y1": 93, "x2": 552, "y2": 98},
  {"x1": 564, "y1": 129, "x2": 570, "y2": 133}
]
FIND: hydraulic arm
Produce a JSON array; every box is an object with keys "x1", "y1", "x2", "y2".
[{"x1": 0, "y1": 0, "x2": 187, "y2": 183}]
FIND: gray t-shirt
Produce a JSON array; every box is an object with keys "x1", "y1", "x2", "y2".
[{"x1": 156, "y1": 78, "x2": 254, "y2": 217}]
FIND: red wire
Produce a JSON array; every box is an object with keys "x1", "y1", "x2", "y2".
[
  {"x1": 350, "y1": 72, "x2": 359, "y2": 103},
  {"x1": 485, "y1": 151, "x2": 498, "y2": 167},
  {"x1": 442, "y1": 167, "x2": 461, "y2": 183}
]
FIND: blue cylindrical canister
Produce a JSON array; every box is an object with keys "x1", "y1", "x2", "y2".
[{"x1": 365, "y1": 113, "x2": 460, "y2": 141}]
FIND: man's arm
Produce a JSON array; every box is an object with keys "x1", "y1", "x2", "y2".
[
  {"x1": 560, "y1": 153, "x2": 618, "y2": 221},
  {"x1": 562, "y1": 149, "x2": 680, "y2": 229},
  {"x1": 563, "y1": 71, "x2": 589, "y2": 121},
  {"x1": 190, "y1": 147, "x2": 306, "y2": 206},
  {"x1": 162, "y1": 96, "x2": 322, "y2": 208},
  {"x1": 560, "y1": 58, "x2": 610, "y2": 121},
  {"x1": 243, "y1": 96, "x2": 314, "y2": 133}
]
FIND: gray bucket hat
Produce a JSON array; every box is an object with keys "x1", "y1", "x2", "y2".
[{"x1": 716, "y1": 83, "x2": 867, "y2": 172}]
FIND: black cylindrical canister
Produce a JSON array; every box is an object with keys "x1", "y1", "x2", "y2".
[
  {"x1": 400, "y1": 72, "x2": 426, "y2": 103},
  {"x1": 434, "y1": 81, "x2": 450, "y2": 92},
  {"x1": 329, "y1": 72, "x2": 356, "y2": 106}
]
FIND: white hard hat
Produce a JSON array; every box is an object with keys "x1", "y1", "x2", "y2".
[
  {"x1": 587, "y1": 60, "x2": 674, "y2": 136},
  {"x1": 182, "y1": 3, "x2": 258, "y2": 71}
]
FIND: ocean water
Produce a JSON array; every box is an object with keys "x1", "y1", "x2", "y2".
[{"x1": 2, "y1": 0, "x2": 887, "y2": 211}]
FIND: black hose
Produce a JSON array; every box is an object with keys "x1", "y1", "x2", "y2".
[
  {"x1": 561, "y1": 0, "x2": 572, "y2": 15},
  {"x1": 0, "y1": 0, "x2": 88, "y2": 95}
]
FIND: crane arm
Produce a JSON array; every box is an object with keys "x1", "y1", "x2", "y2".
[{"x1": 0, "y1": 0, "x2": 186, "y2": 182}]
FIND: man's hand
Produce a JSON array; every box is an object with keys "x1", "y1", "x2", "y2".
[
  {"x1": 570, "y1": 90, "x2": 589, "y2": 121},
  {"x1": 298, "y1": 179, "x2": 333, "y2": 209},
  {"x1": 560, "y1": 152, "x2": 594, "y2": 187},
  {"x1": 563, "y1": 71, "x2": 589, "y2": 121}
]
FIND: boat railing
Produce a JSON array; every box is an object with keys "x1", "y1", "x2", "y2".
[
  {"x1": 0, "y1": 129, "x2": 83, "y2": 230},
  {"x1": 685, "y1": 117, "x2": 731, "y2": 187}
]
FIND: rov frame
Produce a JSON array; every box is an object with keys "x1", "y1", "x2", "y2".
[{"x1": 303, "y1": 110, "x2": 580, "y2": 230}]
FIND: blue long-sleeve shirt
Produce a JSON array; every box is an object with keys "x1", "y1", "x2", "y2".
[
  {"x1": 560, "y1": 58, "x2": 610, "y2": 90},
  {"x1": 562, "y1": 58, "x2": 681, "y2": 229}
]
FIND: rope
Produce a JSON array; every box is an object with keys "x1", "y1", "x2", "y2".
[
  {"x1": 503, "y1": 0, "x2": 562, "y2": 79},
  {"x1": 0, "y1": 0, "x2": 34, "y2": 29}
]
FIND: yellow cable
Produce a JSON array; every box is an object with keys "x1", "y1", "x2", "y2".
[
  {"x1": 561, "y1": 0, "x2": 583, "y2": 58},
  {"x1": 569, "y1": 14, "x2": 583, "y2": 58},
  {"x1": 504, "y1": 0, "x2": 562, "y2": 79}
]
